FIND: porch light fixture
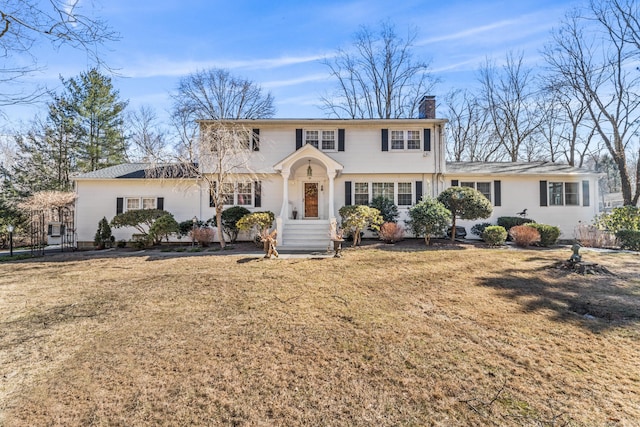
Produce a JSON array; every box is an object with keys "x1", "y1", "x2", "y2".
[{"x1": 307, "y1": 160, "x2": 312, "y2": 178}]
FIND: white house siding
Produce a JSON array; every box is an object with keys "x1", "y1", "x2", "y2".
[
  {"x1": 445, "y1": 174, "x2": 600, "y2": 240},
  {"x1": 75, "y1": 178, "x2": 201, "y2": 247}
]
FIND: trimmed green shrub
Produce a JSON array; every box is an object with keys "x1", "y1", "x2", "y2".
[
  {"x1": 595, "y1": 206, "x2": 640, "y2": 232},
  {"x1": 438, "y1": 187, "x2": 492, "y2": 241},
  {"x1": 482, "y1": 226, "x2": 507, "y2": 246},
  {"x1": 221, "y1": 206, "x2": 251, "y2": 242},
  {"x1": 526, "y1": 223, "x2": 560, "y2": 247},
  {"x1": 471, "y1": 222, "x2": 493, "y2": 238},
  {"x1": 369, "y1": 196, "x2": 399, "y2": 223},
  {"x1": 616, "y1": 230, "x2": 640, "y2": 251},
  {"x1": 509, "y1": 225, "x2": 540, "y2": 247},
  {"x1": 407, "y1": 197, "x2": 451, "y2": 246},
  {"x1": 94, "y1": 217, "x2": 113, "y2": 248},
  {"x1": 497, "y1": 216, "x2": 535, "y2": 231},
  {"x1": 148, "y1": 213, "x2": 179, "y2": 243},
  {"x1": 339, "y1": 205, "x2": 383, "y2": 246}
]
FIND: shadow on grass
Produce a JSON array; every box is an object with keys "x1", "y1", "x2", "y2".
[{"x1": 477, "y1": 268, "x2": 640, "y2": 333}]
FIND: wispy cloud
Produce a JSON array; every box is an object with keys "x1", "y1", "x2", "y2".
[
  {"x1": 419, "y1": 20, "x2": 517, "y2": 45},
  {"x1": 123, "y1": 53, "x2": 330, "y2": 79},
  {"x1": 262, "y1": 73, "x2": 329, "y2": 89}
]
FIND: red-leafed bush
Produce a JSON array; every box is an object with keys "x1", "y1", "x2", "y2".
[
  {"x1": 509, "y1": 225, "x2": 540, "y2": 247},
  {"x1": 190, "y1": 227, "x2": 215, "y2": 247},
  {"x1": 379, "y1": 222, "x2": 404, "y2": 243}
]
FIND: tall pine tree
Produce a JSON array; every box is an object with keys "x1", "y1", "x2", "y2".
[{"x1": 63, "y1": 68, "x2": 128, "y2": 171}]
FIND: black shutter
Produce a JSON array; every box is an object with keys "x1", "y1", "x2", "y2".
[
  {"x1": 582, "y1": 180, "x2": 590, "y2": 206},
  {"x1": 338, "y1": 129, "x2": 345, "y2": 151},
  {"x1": 494, "y1": 181, "x2": 501, "y2": 207},
  {"x1": 157, "y1": 197, "x2": 164, "y2": 210},
  {"x1": 296, "y1": 129, "x2": 303, "y2": 150},
  {"x1": 381, "y1": 129, "x2": 389, "y2": 151},
  {"x1": 423, "y1": 128, "x2": 431, "y2": 152},
  {"x1": 451, "y1": 180, "x2": 459, "y2": 187},
  {"x1": 116, "y1": 197, "x2": 123, "y2": 214},
  {"x1": 415, "y1": 181, "x2": 423, "y2": 204},
  {"x1": 345, "y1": 181, "x2": 352, "y2": 205},
  {"x1": 254, "y1": 181, "x2": 262, "y2": 207},
  {"x1": 540, "y1": 181, "x2": 548, "y2": 206},
  {"x1": 252, "y1": 128, "x2": 260, "y2": 151},
  {"x1": 47, "y1": 224, "x2": 53, "y2": 236}
]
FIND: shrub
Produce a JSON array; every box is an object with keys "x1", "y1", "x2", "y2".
[
  {"x1": 93, "y1": 217, "x2": 113, "y2": 249},
  {"x1": 526, "y1": 223, "x2": 560, "y2": 247},
  {"x1": 509, "y1": 225, "x2": 540, "y2": 247},
  {"x1": 236, "y1": 211, "x2": 275, "y2": 233},
  {"x1": 190, "y1": 227, "x2": 215, "y2": 247},
  {"x1": 497, "y1": 216, "x2": 536, "y2": 231},
  {"x1": 369, "y1": 196, "x2": 399, "y2": 223},
  {"x1": 148, "y1": 213, "x2": 179, "y2": 244},
  {"x1": 111, "y1": 209, "x2": 166, "y2": 234},
  {"x1": 616, "y1": 230, "x2": 640, "y2": 251},
  {"x1": 438, "y1": 187, "x2": 492, "y2": 241},
  {"x1": 595, "y1": 206, "x2": 640, "y2": 232},
  {"x1": 471, "y1": 222, "x2": 493, "y2": 239},
  {"x1": 221, "y1": 206, "x2": 251, "y2": 242},
  {"x1": 379, "y1": 222, "x2": 404, "y2": 243},
  {"x1": 339, "y1": 205, "x2": 383, "y2": 246},
  {"x1": 482, "y1": 226, "x2": 507, "y2": 246},
  {"x1": 407, "y1": 197, "x2": 451, "y2": 245}
]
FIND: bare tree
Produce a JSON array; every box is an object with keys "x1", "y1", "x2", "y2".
[
  {"x1": 321, "y1": 21, "x2": 438, "y2": 119},
  {"x1": 478, "y1": 52, "x2": 541, "y2": 162},
  {"x1": 167, "y1": 69, "x2": 274, "y2": 248},
  {"x1": 0, "y1": 0, "x2": 117, "y2": 106},
  {"x1": 544, "y1": 1, "x2": 640, "y2": 205},
  {"x1": 444, "y1": 89, "x2": 499, "y2": 162},
  {"x1": 125, "y1": 105, "x2": 169, "y2": 163}
]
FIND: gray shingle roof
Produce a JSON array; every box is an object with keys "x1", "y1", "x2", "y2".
[
  {"x1": 72, "y1": 163, "x2": 197, "y2": 179},
  {"x1": 446, "y1": 161, "x2": 598, "y2": 176}
]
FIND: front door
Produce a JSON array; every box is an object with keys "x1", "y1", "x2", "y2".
[{"x1": 304, "y1": 182, "x2": 319, "y2": 218}]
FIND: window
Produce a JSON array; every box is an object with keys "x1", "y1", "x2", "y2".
[
  {"x1": 322, "y1": 131, "x2": 335, "y2": 150},
  {"x1": 372, "y1": 182, "x2": 394, "y2": 201},
  {"x1": 305, "y1": 129, "x2": 336, "y2": 151},
  {"x1": 391, "y1": 130, "x2": 404, "y2": 150},
  {"x1": 211, "y1": 182, "x2": 256, "y2": 207},
  {"x1": 354, "y1": 182, "x2": 369, "y2": 205},
  {"x1": 397, "y1": 183, "x2": 412, "y2": 206},
  {"x1": 305, "y1": 130, "x2": 319, "y2": 148},
  {"x1": 565, "y1": 182, "x2": 579, "y2": 206},
  {"x1": 237, "y1": 183, "x2": 252, "y2": 206},
  {"x1": 125, "y1": 197, "x2": 157, "y2": 212},
  {"x1": 476, "y1": 182, "x2": 491, "y2": 201},
  {"x1": 407, "y1": 130, "x2": 421, "y2": 150},
  {"x1": 548, "y1": 182, "x2": 563, "y2": 206},
  {"x1": 390, "y1": 130, "x2": 421, "y2": 150}
]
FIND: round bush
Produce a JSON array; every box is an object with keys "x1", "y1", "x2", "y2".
[
  {"x1": 526, "y1": 223, "x2": 560, "y2": 247},
  {"x1": 509, "y1": 225, "x2": 541, "y2": 247},
  {"x1": 482, "y1": 226, "x2": 507, "y2": 246}
]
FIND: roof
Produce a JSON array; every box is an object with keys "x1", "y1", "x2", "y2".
[
  {"x1": 72, "y1": 163, "x2": 198, "y2": 180},
  {"x1": 446, "y1": 161, "x2": 599, "y2": 176},
  {"x1": 197, "y1": 118, "x2": 448, "y2": 126}
]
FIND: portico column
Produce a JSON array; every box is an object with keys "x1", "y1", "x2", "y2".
[
  {"x1": 279, "y1": 169, "x2": 290, "y2": 219},
  {"x1": 328, "y1": 170, "x2": 336, "y2": 219}
]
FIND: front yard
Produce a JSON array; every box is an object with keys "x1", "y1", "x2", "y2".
[{"x1": 1, "y1": 245, "x2": 639, "y2": 425}]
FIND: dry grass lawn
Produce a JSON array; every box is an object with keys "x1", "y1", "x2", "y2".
[{"x1": 1, "y1": 243, "x2": 639, "y2": 426}]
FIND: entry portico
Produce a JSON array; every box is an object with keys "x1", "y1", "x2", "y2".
[{"x1": 273, "y1": 143, "x2": 344, "y2": 247}]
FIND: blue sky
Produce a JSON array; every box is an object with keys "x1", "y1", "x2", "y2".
[{"x1": 4, "y1": 0, "x2": 582, "y2": 126}]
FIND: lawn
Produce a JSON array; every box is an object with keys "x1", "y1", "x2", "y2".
[{"x1": 1, "y1": 243, "x2": 639, "y2": 426}]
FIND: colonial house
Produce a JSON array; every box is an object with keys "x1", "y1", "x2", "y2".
[{"x1": 72, "y1": 97, "x2": 601, "y2": 249}]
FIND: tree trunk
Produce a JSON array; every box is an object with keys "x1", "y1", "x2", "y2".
[{"x1": 216, "y1": 210, "x2": 225, "y2": 249}]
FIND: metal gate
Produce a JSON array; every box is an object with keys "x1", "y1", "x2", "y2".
[
  {"x1": 29, "y1": 210, "x2": 46, "y2": 257},
  {"x1": 59, "y1": 206, "x2": 76, "y2": 252}
]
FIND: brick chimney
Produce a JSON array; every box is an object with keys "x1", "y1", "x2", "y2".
[{"x1": 418, "y1": 95, "x2": 436, "y2": 119}]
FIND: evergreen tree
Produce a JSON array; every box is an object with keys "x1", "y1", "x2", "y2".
[{"x1": 63, "y1": 68, "x2": 128, "y2": 171}]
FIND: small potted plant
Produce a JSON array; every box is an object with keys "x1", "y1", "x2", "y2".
[{"x1": 292, "y1": 207, "x2": 298, "y2": 219}]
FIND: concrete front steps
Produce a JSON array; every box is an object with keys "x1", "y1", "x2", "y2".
[{"x1": 280, "y1": 219, "x2": 332, "y2": 251}]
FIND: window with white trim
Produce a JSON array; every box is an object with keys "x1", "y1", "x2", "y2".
[
  {"x1": 211, "y1": 182, "x2": 256, "y2": 207},
  {"x1": 372, "y1": 182, "x2": 394, "y2": 200},
  {"x1": 397, "y1": 183, "x2": 412, "y2": 206},
  {"x1": 549, "y1": 182, "x2": 579, "y2": 206},
  {"x1": 354, "y1": 182, "x2": 369, "y2": 205},
  {"x1": 125, "y1": 197, "x2": 158, "y2": 212},
  {"x1": 390, "y1": 130, "x2": 422, "y2": 151},
  {"x1": 305, "y1": 129, "x2": 336, "y2": 151}
]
